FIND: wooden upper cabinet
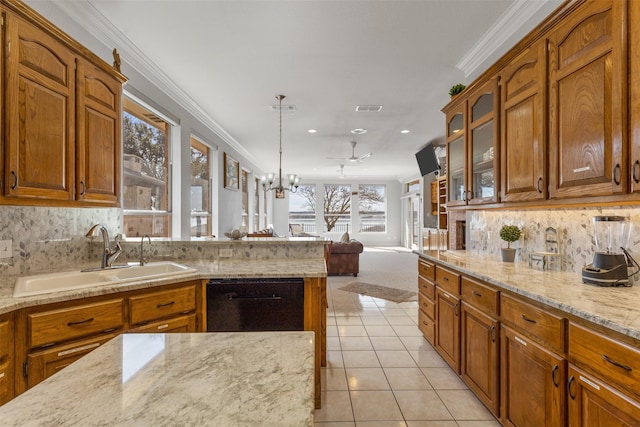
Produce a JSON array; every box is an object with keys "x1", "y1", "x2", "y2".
[
  {"x1": 445, "y1": 102, "x2": 467, "y2": 207},
  {"x1": 4, "y1": 13, "x2": 76, "y2": 201},
  {"x1": 76, "y1": 60, "x2": 121, "y2": 204},
  {"x1": 500, "y1": 39, "x2": 547, "y2": 202},
  {"x1": 630, "y1": 0, "x2": 640, "y2": 193},
  {"x1": 547, "y1": 0, "x2": 627, "y2": 199},
  {"x1": 467, "y1": 78, "x2": 499, "y2": 205}
]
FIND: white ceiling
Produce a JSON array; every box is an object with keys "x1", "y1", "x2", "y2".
[{"x1": 36, "y1": 0, "x2": 563, "y2": 182}]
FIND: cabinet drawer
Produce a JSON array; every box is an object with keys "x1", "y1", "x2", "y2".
[
  {"x1": 569, "y1": 323, "x2": 640, "y2": 397},
  {"x1": 28, "y1": 299, "x2": 124, "y2": 348},
  {"x1": 418, "y1": 276, "x2": 435, "y2": 300},
  {"x1": 418, "y1": 309, "x2": 435, "y2": 345},
  {"x1": 0, "y1": 360, "x2": 10, "y2": 404},
  {"x1": 435, "y1": 266, "x2": 460, "y2": 295},
  {"x1": 0, "y1": 319, "x2": 9, "y2": 359},
  {"x1": 129, "y1": 285, "x2": 196, "y2": 326},
  {"x1": 418, "y1": 291, "x2": 435, "y2": 320},
  {"x1": 500, "y1": 294, "x2": 565, "y2": 352},
  {"x1": 461, "y1": 277, "x2": 498, "y2": 316},
  {"x1": 27, "y1": 334, "x2": 115, "y2": 389},
  {"x1": 418, "y1": 259, "x2": 435, "y2": 281},
  {"x1": 128, "y1": 314, "x2": 197, "y2": 333}
]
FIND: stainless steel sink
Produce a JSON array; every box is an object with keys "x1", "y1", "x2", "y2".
[{"x1": 13, "y1": 262, "x2": 198, "y2": 297}]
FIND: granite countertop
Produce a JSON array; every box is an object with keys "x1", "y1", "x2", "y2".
[
  {"x1": 0, "y1": 332, "x2": 315, "y2": 426},
  {"x1": 417, "y1": 250, "x2": 640, "y2": 341},
  {"x1": 0, "y1": 258, "x2": 327, "y2": 315}
]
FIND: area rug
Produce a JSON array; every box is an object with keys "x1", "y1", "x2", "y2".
[{"x1": 338, "y1": 282, "x2": 417, "y2": 303}]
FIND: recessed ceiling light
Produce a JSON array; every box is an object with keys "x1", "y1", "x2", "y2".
[
  {"x1": 351, "y1": 128, "x2": 367, "y2": 135},
  {"x1": 401, "y1": 129, "x2": 410, "y2": 134},
  {"x1": 308, "y1": 129, "x2": 317, "y2": 133}
]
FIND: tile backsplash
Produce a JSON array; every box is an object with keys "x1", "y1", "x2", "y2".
[{"x1": 467, "y1": 206, "x2": 640, "y2": 274}]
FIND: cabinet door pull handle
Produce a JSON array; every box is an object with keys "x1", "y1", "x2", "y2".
[
  {"x1": 551, "y1": 365, "x2": 559, "y2": 387},
  {"x1": 613, "y1": 163, "x2": 621, "y2": 185},
  {"x1": 67, "y1": 317, "x2": 94, "y2": 326},
  {"x1": 156, "y1": 301, "x2": 176, "y2": 308},
  {"x1": 537, "y1": 177, "x2": 543, "y2": 193},
  {"x1": 490, "y1": 324, "x2": 496, "y2": 342},
  {"x1": 454, "y1": 303, "x2": 459, "y2": 316},
  {"x1": 602, "y1": 354, "x2": 632, "y2": 371},
  {"x1": 633, "y1": 160, "x2": 640, "y2": 183},
  {"x1": 521, "y1": 314, "x2": 537, "y2": 324},
  {"x1": 467, "y1": 190, "x2": 472, "y2": 201},
  {"x1": 422, "y1": 320, "x2": 428, "y2": 326},
  {"x1": 80, "y1": 180, "x2": 86, "y2": 196},
  {"x1": 10, "y1": 171, "x2": 17, "y2": 189},
  {"x1": 567, "y1": 375, "x2": 576, "y2": 400},
  {"x1": 472, "y1": 290, "x2": 482, "y2": 297}
]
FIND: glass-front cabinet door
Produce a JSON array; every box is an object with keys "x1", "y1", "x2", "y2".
[
  {"x1": 446, "y1": 107, "x2": 467, "y2": 207},
  {"x1": 468, "y1": 78, "x2": 499, "y2": 204}
]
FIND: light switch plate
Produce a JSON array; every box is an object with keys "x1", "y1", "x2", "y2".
[
  {"x1": 219, "y1": 248, "x2": 233, "y2": 258},
  {"x1": 0, "y1": 239, "x2": 12, "y2": 258}
]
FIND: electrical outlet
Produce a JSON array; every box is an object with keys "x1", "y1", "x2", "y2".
[
  {"x1": 219, "y1": 248, "x2": 233, "y2": 258},
  {"x1": 0, "y1": 239, "x2": 12, "y2": 259}
]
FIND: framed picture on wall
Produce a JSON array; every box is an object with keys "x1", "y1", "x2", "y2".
[{"x1": 224, "y1": 153, "x2": 239, "y2": 190}]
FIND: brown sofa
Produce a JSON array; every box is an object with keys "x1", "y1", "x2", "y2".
[{"x1": 328, "y1": 240, "x2": 364, "y2": 276}]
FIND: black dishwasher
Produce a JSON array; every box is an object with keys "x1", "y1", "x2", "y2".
[{"x1": 206, "y1": 278, "x2": 304, "y2": 332}]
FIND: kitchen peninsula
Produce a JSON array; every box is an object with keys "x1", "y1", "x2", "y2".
[
  {"x1": 0, "y1": 238, "x2": 328, "y2": 409},
  {"x1": 0, "y1": 332, "x2": 315, "y2": 426}
]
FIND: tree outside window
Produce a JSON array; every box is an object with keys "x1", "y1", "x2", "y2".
[
  {"x1": 359, "y1": 184, "x2": 386, "y2": 232},
  {"x1": 289, "y1": 185, "x2": 316, "y2": 233},
  {"x1": 190, "y1": 137, "x2": 210, "y2": 238}
]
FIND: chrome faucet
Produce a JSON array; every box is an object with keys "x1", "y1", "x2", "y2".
[
  {"x1": 85, "y1": 224, "x2": 122, "y2": 268},
  {"x1": 139, "y1": 234, "x2": 151, "y2": 266}
]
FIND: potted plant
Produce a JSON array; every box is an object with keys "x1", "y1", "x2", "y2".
[
  {"x1": 449, "y1": 83, "x2": 466, "y2": 98},
  {"x1": 499, "y1": 225, "x2": 521, "y2": 262}
]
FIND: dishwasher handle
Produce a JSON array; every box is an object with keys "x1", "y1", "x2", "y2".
[{"x1": 226, "y1": 294, "x2": 282, "y2": 301}]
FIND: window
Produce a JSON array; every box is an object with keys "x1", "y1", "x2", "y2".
[
  {"x1": 324, "y1": 184, "x2": 351, "y2": 232},
  {"x1": 122, "y1": 98, "x2": 171, "y2": 237},
  {"x1": 241, "y1": 170, "x2": 249, "y2": 228},
  {"x1": 407, "y1": 179, "x2": 420, "y2": 193},
  {"x1": 262, "y1": 186, "x2": 268, "y2": 229},
  {"x1": 254, "y1": 177, "x2": 260, "y2": 231},
  {"x1": 289, "y1": 185, "x2": 316, "y2": 234},
  {"x1": 359, "y1": 184, "x2": 386, "y2": 232},
  {"x1": 190, "y1": 137, "x2": 211, "y2": 238}
]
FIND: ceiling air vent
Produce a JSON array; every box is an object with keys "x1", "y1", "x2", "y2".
[{"x1": 355, "y1": 105, "x2": 383, "y2": 112}]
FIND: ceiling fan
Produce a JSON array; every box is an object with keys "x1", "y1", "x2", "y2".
[{"x1": 327, "y1": 141, "x2": 372, "y2": 163}]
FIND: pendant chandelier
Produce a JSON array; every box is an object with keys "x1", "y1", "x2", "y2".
[{"x1": 261, "y1": 94, "x2": 300, "y2": 194}]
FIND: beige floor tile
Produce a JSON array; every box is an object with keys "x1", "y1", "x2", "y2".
[
  {"x1": 379, "y1": 308, "x2": 410, "y2": 316},
  {"x1": 409, "y1": 350, "x2": 449, "y2": 368},
  {"x1": 314, "y1": 422, "x2": 355, "y2": 427},
  {"x1": 455, "y1": 421, "x2": 501, "y2": 427},
  {"x1": 340, "y1": 337, "x2": 374, "y2": 351},
  {"x1": 327, "y1": 336, "x2": 342, "y2": 351},
  {"x1": 370, "y1": 337, "x2": 406, "y2": 351},
  {"x1": 399, "y1": 336, "x2": 434, "y2": 351},
  {"x1": 359, "y1": 308, "x2": 384, "y2": 316},
  {"x1": 314, "y1": 391, "x2": 354, "y2": 422},
  {"x1": 376, "y1": 350, "x2": 418, "y2": 368},
  {"x1": 336, "y1": 316, "x2": 365, "y2": 326},
  {"x1": 360, "y1": 315, "x2": 390, "y2": 325},
  {"x1": 355, "y1": 421, "x2": 408, "y2": 427},
  {"x1": 365, "y1": 325, "x2": 398, "y2": 337},
  {"x1": 343, "y1": 351, "x2": 381, "y2": 367},
  {"x1": 350, "y1": 390, "x2": 404, "y2": 421},
  {"x1": 391, "y1": 325, "x2": 424, "y2": 337},
  {"x1": 420, "y1": 368, "x2": 468, "y2": 390},
  {"x1": 394, "y1": 390, "x2": 453, "y2": 421},
  {"x1": 323, "y1": 368, "x2": 349, "y2": 390},
  {"x1": 383, "y1": 367, "x2": 433, "y2": 390},
  {"x1": 327, "y1": 350, "x2": 345, "y2": 368},
  {"x1": 327, "y1": 317, "x2": 338, "y2": 326},
  {"x1": 327, "y1": 325, "x2": 340, "y2": 336},
  {"x1": 437, "y1": 390, "x2": 495, "y2": 420},
  {"x1": 405, "y1": 422, "x2": 458, "y2": 427},
  {"x1": 339, "y1": 325, "x2": 370, "y2": 337},
  {"x1": 345, "y1": 367, "x2": 390, "y2": 390},
  {"x1": 385, "y1": 316, "x2": 417, "y2": 326}
]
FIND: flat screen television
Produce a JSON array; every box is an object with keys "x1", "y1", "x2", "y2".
[{"x1": 415, "y1": 143, "x2": 440, "y2": 176}]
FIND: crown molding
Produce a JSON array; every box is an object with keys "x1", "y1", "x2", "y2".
[
  {"x1": 49, "y1": 0, "x2": 258, "y2": 165},
  {"x1": 456, "y1": 0, "x2": 554, "y2": 78}
]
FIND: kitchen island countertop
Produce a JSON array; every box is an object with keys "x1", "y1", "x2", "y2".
[
  {"x1": 417, "y1": 250, "x2": 640, "y2": 341},
  {"x1": 0, "y1": 332, "x2": 315, "y2": 426}
]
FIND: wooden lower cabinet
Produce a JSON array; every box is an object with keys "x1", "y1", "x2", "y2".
[
  {"x1": 0, "y1": 313, "x2": 13, "y2": 405},
  {"x1": 26, "y1": 334, "x2": 116, "y2": 389},
  {"x1": 128, "y1": 314, "x2": 197, "y2": 333},
  {"x1": 435, "y1": 288, "x2": 460, "y2": 373},
  {"x1": 461, "y1": 302, "x2": 499, "y2": 416},
  {"x1": 567, "y1": 364, "x2": 640, "y2": 426},
  {"x1": 501, "y1": 325, "x2": 566, "y2": 427},
  {"x1": 418, "y1": 308, "x2": 435, "y2": 345}
]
